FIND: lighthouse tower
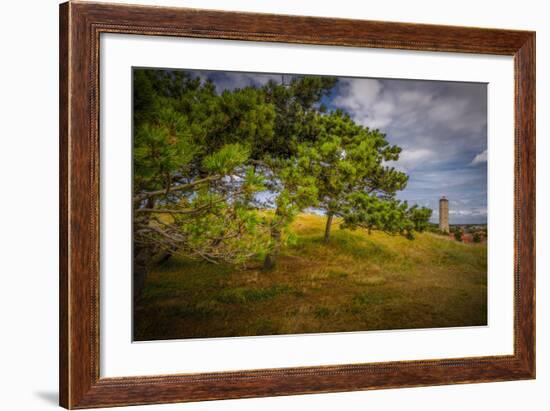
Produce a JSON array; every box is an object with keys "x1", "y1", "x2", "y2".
[{"x1": 439, "y1": 196, "x2": 449, "y2": 233}]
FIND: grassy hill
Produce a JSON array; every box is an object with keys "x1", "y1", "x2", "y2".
[{"x1": 134, "y1": 213, "x2": 487, "y2": 341}]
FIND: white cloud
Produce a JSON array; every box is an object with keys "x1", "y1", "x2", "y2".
[
  {"x1": 331, "y1": 78, "x2": 394, "y2": 128},
  {"x1": 395, "y1": 148, "x2": 435, "y2": 171},
  {"x1": 428, "y1": 97, "x2": 468, "y2": 124},
  {"x1": 429, "y1": 96, "x2": 486, "y2": 135},
  {"x1": 470, "y1": 149, "x2": 487, "y2": 165},
  {"x1": 398, "y1": 90, "x2": 433, "y2": 106},
  {"x1": 331, "y1": 78, "x2": 486, "y2": 148},
  {"x1": 450, "y1": 208, "x2": 487, "y2": 217},
  {"x1": 333, "y1": 78, "x2": 383, "y2": 110}
]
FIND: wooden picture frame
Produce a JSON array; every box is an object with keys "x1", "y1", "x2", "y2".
[{"x1": 59, "y1": 1, "x2": 535, "y2": 408}]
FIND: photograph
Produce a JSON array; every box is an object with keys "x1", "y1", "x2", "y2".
[{"x1": 132, "y1": 68, "x2": 488, "y2": 341}]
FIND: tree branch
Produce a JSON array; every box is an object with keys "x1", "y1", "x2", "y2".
[
  {"x1": 133, "y1": 175, "x2": 221, "y2": 202},
  {"x1": 136, "y1": 200, "x2": 221, "y2": 215}
]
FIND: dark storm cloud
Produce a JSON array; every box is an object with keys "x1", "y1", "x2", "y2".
[{"x1": 183, "y1": 70, "x2": 488, "y2": 224}]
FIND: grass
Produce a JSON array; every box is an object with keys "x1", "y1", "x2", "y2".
[
  {"x1": 134, "y1": 213, "x2": 487, "y2": 341},
  {"x1": 216, "y1": 285, "x2": 295, "y2": 304}
]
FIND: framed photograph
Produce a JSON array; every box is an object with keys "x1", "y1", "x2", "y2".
[{"x1": 59, "y1": 1, "x2": 535, "y2": 408}]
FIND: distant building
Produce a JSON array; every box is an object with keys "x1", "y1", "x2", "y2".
[{"x1": 439, "y1": 196, "x2": 449, "y2": 233}]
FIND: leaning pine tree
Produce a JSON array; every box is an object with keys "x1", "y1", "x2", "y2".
[
  {"x1": 132, "y1": 69, "x2": 276, "y2": 296},
  {"x1": 257, "y1": 76, "x2": 337, "y2": 269}
]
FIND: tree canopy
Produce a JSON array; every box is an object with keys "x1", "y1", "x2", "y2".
[
  {"x1": 132, "y1": 69, "x2": 431, "y2": 293},
  {"x1": 298, "y1": 110, "x2": 423, "y2": 242}
]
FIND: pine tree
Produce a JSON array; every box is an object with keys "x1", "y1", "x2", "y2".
[
  {"x1": 132, "y1": 69, "x2": 276, "y2": 294},
  {"x1": 258, "y1": 76, "x2": 336, "y2": 269},
  {"x1": 303, "y1": 110, "x2": 431, "y2": 242},
  {"x1": 454, "y1": 227, "x2": 463, "y2": 242}
]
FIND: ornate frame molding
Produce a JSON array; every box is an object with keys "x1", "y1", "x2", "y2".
[{"x1": 60, "y1": 2, "x2": 535, "y2": 408}]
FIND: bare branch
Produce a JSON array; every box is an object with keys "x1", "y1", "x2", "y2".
[{"x1": 133, "y1": 174, "x2": 221, "y2": 202}]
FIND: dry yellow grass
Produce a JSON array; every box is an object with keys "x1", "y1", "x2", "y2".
[{"x1": 134, "y1": 213, "x2": 487, "y2": 340}]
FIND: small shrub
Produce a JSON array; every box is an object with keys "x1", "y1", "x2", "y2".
[
  {"x1": 426, "y1": 223, "x2": 440, "y2": 233},
  {"x1": 453, "y1": 228, "x2": 463, "y2": 242},
  {"x1": 473, "y1": 232, "x2": 481, "y2": 243}
]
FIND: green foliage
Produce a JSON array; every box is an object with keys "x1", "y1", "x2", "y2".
[
  {"x1": 132, "y1": 68, "x2": 433, "y2": 274},
  {"x1": 425, "y1": 223, "x2": 441, "y2": 233},
  {"x1": 261, "y1": 76, "x2": 336, "y2": 157},
  {"x1": 454, "y1": 227, "x2": 463, "y2": 242},
  {"x1": 339, "y1": 194, "x2": 431, "y2": 240},
  {"x1": 295, "y1": 111, "x2": 429, "y2": 242},
  {"x1": 407, "y1": 205, "x2": 433, "y2": 232},
  {"x1": 133, "y1": 121, "x2": 196, "y2": 192},
  {"x1": 202, "y1": 143, "x2": 250, "y2": 174},
  {"x1": 257, "y1": 77, "x2": 340, "y2": 266},
  {"x1": 132, "y1": 69, "x2": 274, "y2": 266},
  {"x1": 473, "y1": 232, "x2": 481, "y2": 243}
]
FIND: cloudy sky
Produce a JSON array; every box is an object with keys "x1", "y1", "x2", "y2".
[{"x1": 181, "y1": 69, "x2": 488, "y2": 224}]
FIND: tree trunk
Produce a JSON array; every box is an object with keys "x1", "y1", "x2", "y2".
[
  {"x1": 133, "y1": 245, "x2": 153, "y2": 301},
  {"x1": 263, "y1": 208, "x2": 283, "y2": 270},
  {"x1": 156, "y1": 252, "x2": 173, "y2": 265},
  {"x1": 133, "y1": 197, "x2": 156, "y2": 299},
  {"x1": 263, "y1": 224, "x2": 281, "y2": 270},
  {"x1": 324, "y1": 212, "x2": 334, "y2": 243}
]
